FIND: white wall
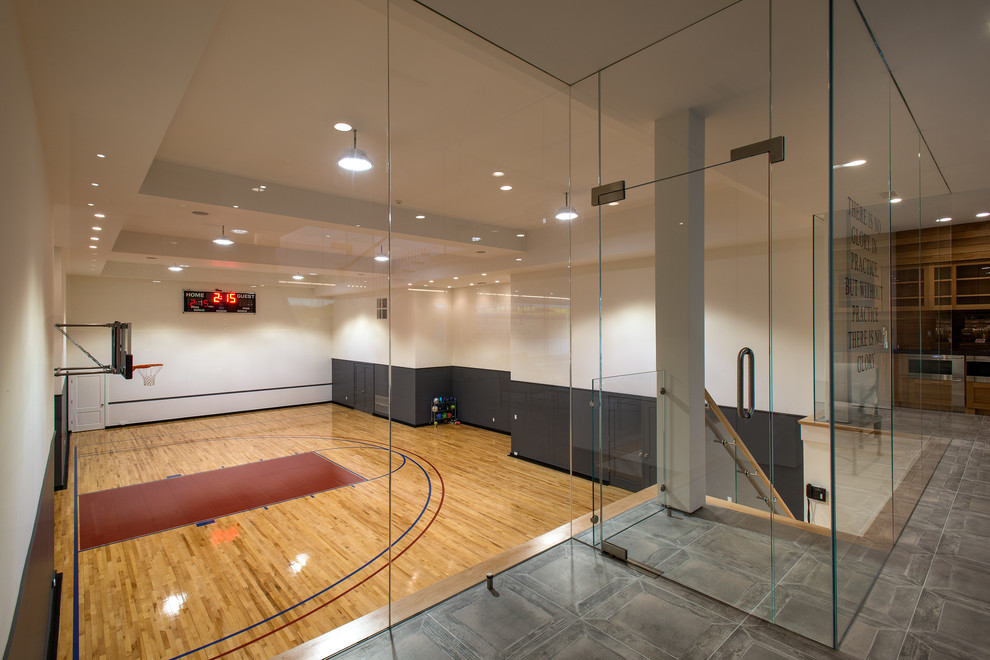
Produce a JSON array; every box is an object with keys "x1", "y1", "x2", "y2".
[
  {"x1": 572, "y1": 259, "x2": 657, "y2": 394},
  {"x1": 509, "y1": 270, "x2": 571, "y2": 387},
  {"x1": 0, "y1": 0, "x2": 55, "y2": 648},
  {"x1": 66, "y1": 277, "x2": 333, "y2": 424},
  {"x1": 330, "y1": 291, "x2": 389, "y2": 365},
  {"x1": 451, "y1": 285, "x2": 510, "y2": 371}
]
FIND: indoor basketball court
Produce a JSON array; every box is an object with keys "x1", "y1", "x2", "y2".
[{"x1": 57, "y1": 399, "x2": 629, "y2": 658}]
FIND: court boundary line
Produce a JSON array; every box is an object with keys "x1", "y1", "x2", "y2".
[
  {"x1": 171, "y1": 440, "x2": 441, "y2": 659},
  {"x1": 76, "y1": 430, "x2": 368, "y2": 459},
  {"x1": 74, "y1": 403, "x2": 339, "y2": 448},
  {"x1": 205, "y1": 439, "x2": 447, "y2": 659}
]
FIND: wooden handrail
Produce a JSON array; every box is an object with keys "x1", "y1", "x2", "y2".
[{"x1": 704, "y1": 390, "x2": 796, "y2": 519}]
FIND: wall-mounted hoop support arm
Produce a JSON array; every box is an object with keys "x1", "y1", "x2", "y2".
[{"x1": 53, "y1": 322, "x2": 133, "y2": 378}]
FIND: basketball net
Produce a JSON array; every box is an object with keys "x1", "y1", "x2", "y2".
[{"x1": 132, "y1": 364, "x2": 163, "y2": 386}]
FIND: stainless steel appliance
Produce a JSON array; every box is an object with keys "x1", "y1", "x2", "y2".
[
  {"x1": 902, "y1": 353, "x2": 965, "y2": 412},
  {"x1": 966, "y1": 356, "x2": 990, "y2": 382}
]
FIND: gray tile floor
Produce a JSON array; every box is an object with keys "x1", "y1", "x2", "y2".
[{"x1": 332, "y1": 415, "x2": 990, "y2": 659}]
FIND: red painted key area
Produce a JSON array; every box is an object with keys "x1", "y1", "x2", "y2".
[{"x1": 78, "y1": 452, "x2": 363, "y2": 550}]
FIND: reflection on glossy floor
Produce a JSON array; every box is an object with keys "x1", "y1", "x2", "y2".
[
  {"x1": 55, "y1": 403, "x2": 630, "y2": 659},
  {"x1": 571, "y1": 408, "x2": 966, "y2": 646},
  {"x1": 327, "y1": 411, "x2": 990, "y2": 659}
]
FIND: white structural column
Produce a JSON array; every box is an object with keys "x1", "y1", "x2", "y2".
[{"x1": 655, "y1": 109, "x2": 706, "y2": 513}]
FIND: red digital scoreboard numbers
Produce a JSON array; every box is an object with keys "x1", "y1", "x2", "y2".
[{"x1": 184, "y1": 290, "x2": 256, "y2": 313}]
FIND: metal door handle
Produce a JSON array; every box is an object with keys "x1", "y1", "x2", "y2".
[{"x1": 737, "y1": 347, "x2": 755, "y2": 420}]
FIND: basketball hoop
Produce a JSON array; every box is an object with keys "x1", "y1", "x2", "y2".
[{"x1": 132, "y1": 364, "x2": 163, "y2": 386}]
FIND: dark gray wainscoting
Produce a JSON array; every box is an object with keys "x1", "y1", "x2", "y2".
[{"x1": 328, "y1": 360, "x2": 804, "y2": 514}]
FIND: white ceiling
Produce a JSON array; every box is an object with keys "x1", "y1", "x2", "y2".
[{"x1": 12, "y1": 0, "x2": 990, "y2": 294}]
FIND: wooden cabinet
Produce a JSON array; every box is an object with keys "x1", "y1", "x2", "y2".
[
  {"x1": 954, "y1": 262, "x2": 990, "y2": 308},
  {"x1": 890, "y1": 262, "x2": 990, "y2": 310},
  {"x1": 892, "y1": 267, "x2": 925, "y2": 307},
  {"x1": 966, "y1": 381, "x2": 990, "y2": 415}
]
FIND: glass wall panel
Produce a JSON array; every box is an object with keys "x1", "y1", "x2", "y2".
[
  {"x1": 830, "y1": 0, "x2": 896, "y2": 643},
  {"x1": 830, "y1": 0, "x2": 951, "y2": 647},
  {"x1": 385, "y1": 0, "x2": 580, "y2": 628}
]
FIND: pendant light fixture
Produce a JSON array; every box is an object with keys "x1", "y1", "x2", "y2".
[
  {"x1": 374, "y1": 245, "x2": 389, "y2": 262},
  {"x1": 338, "y1": 129, "x2": 373, "y2": 172},
  {"x1": 213, "y1": 225, "x2": 234, "y2": 246},
  {"x1": 555, "y1": 192, "x2": 578, "y2": 221}
]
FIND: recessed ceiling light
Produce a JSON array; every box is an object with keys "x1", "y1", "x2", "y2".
[
  {"x1": 88, "y1": 245, "x2": 97, "y2": 249},
  {"x1": 608, "y1": 201, "x2": 620, "y2": 206},
  {"x1": 96, "y1": 153, "x2": 106, "y2": 158},
  {"x1": 492, "y1": 171, "x2": 505, "y2": 177},
  {"x1": 495, "y1": 280, "x2": 500, "y2": 283},
  {"x1": 179, "y1": 264, "x2": 190, "y2": 268},
  {"x1": 233, "y1": 205, "x2": 239, "y2": 209},
  {"x1": 168, "y1": 265, "x2": 183, "y2": 272},
  {"x1": 470, "y1": 283, "x2": 475, "y2": 286},
  {"x1": 91, "y1": 226, "x2": 102, "y2": 231},
  {"x1": 90, "y1": 236, "x2": 99, "y2": 241},
  {"x1": 292, "y1": 274, "x2": 304, "y2": 280},
  {"x1": 889, "y1": 196, "x2": 902, "y2": 204},
  {"x1": 977, "y1": 212, "x2": 990, "y2": 218},
  {"x1": 251, "y1": 185, "x2": 267, "y2": 192},
  {"x1": 515, "y1": 257, "x2": 522, "y2": 261},
  {"x1": 87, "y1": 203, "x2": 94, "y2": 206},
  {"x1": 416, "y1": 215, "x2": 426, "y2": 219},
  {"x1": 516, "y1": 233, "x2": 525, "y2": 238},
  {"x1": 936, "y1": 217, "x2": 952, "y2": 223},
  {"x1": 453, "y1": 276, "x2": 459, "y2": 280},
  {"x1": 230, "y1": 228, "x2": 248, "y2": 234},
  {"x1": 94, "y1": 213, "x2": 105, "y2": 218},
  {"x1": 91, "y1": 182, "x2": 99, "y2": 187},
  {"x1": 428, "y1": 280, "x2": 434, "y2": 283},
  {"x1": 447, "y1": 285, "x2": 452, "y2": 289},
  {"x1": 500, "y1": 185, "x2": 512, "y2": 191},
  {"x1": 152, "y1": 280, "x2": 161, "y2": 283},
  {"x1": 333, "y1": 122, "x2": 353, "y2": 132},
  {"x1": 472, "y1": 236, "x2": 481, "y2": 242}
]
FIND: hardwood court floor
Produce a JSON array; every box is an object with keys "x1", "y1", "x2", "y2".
[{"x1": 55, "y1": 403, "x2": 630, "y2": 659}]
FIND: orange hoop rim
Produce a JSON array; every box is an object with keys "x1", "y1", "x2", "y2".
[{"x1": 132, "y1": 363, "x2": 164, "y2": 369}]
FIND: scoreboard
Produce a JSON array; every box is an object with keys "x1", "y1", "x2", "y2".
[{"x1": 184, "y1": 290, "x2": 256, "y2": 314}]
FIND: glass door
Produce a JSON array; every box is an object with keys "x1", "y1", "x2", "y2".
[{"x1": 580, "y1": 150, "x2": 831, "y2": 640}]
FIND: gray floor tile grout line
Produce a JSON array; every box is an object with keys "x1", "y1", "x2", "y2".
[{"x1": 890, "y1": 421, "x2": 980, "y2": 659}]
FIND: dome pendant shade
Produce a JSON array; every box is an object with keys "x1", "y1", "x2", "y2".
[
  {"x1": 338, "y1": 129, "x2": 373, "y2": 172},
  {"x1": 555, "y1": 192, "x2": 578, "y2": 221},
  {"x1": 213, "y1": 225, "x2": 234, "y2": 245}
]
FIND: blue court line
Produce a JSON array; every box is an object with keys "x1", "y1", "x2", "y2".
[
  {"x1": 78, "y1": 451, "x2": 404, "y2": 553},
  {"x1": 170, "y1": 445, "x2": 434, "y2": 659}
]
